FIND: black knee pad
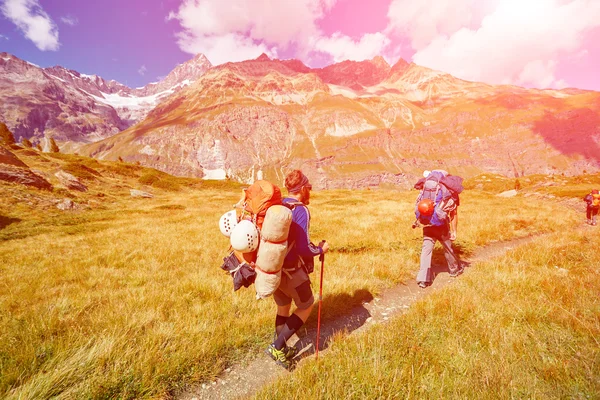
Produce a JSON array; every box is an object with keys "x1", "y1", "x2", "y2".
[{"x1": 295, "y1": 280, "x2": 313, "y2": 304}]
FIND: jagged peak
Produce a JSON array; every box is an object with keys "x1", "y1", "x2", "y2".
[
  {"x1": 192, "y1": 53, "x2": 212, "y2": 66},
  {"x1": 256, "y1": 53, "x2": 271, "y2": 61},
  {"x1": 371, "y1": 55, "x2": 390, "y2": 68},
  {"x1": 389, "y1": 58, "x2": 411, "y2": 77},
  {"x1": 391, "y1": 58, "x2": 409, "y2": 69}
]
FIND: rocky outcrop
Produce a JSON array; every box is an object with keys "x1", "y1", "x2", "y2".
[
  {"x1": 130, "y1": 189, "x2": 153, "y2": 198},
  {"x1": 0, "y1": 145, "x2": 53, "y2": 189},
  {"x1": 55, "y1": 170, "x2": 87, "y2": 192},
  {"x1": 56, "y1": 198, "x2": 75, "y2": 210}
]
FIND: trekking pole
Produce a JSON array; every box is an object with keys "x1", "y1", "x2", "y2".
[{"x1": 315, "y1": 240, "x2": 326, "y2": 360}]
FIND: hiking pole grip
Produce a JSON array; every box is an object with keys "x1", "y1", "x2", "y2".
[
  {"x1": 318, "y1": 240, "x2": 326, "y2": 262},
  {"x1": 316, "y1": 240, "x2": 326, "y2": 360}
]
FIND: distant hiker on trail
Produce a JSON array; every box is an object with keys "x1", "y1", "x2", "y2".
[
  {"x1": 417, "y1": 170, "x2": 461, "y2": 240},
  {"x1": 265, "y1": 170, "x2": 329, "y2": 370},
  {"x1": 413, "y1": 170, "x2": 464, "y2": 288},
  {"x1": 584, "y1": 189, "x2": 600, "y2": 226}
]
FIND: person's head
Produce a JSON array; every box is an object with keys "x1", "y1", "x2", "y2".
[{"x1": 285, "y1": 170, "x2": 312, "y2": 204}]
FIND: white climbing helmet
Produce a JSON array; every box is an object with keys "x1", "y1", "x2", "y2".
[
  {"x1": 423, "y1": 170, "x2": 431, "y2": 178},
  {"x1": 219, "y1": 210, "x2": 239, "y2": 238},
  {"x1": 230, "y1": 219, "x2": 260, "y2": 253}
]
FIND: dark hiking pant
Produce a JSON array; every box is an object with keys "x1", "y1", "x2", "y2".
[
  {"x1": 587, "y1": 206, "x2": 599, "y2": 224},
  {"x1": 417, "y1": 224, "x2": 459, "y2": 283}
]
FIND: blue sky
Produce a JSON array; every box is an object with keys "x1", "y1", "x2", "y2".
[{"x1": 0, "y1": 0, "x2": 197, "y2": 87}]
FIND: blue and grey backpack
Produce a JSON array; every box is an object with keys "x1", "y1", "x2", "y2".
[{"x1": 414, "y1": 171, "x2": 461, "y2": 226}]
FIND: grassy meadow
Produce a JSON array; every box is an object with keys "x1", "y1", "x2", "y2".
[
  {"x1": 256, "y1": 229, "x2": 600, "y2": 400},
  {"x1": 0, "y1": 151, "x2": 595, "y2": 398}
]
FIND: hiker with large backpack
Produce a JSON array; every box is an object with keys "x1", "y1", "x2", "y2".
[
  {"x1": 584, "y1": 189, "x2": 600, "y2": 226},
  {"x1": 418, "y1": 170, "x2": 461, "y2": 240},
  {"x1": 413, "y1": 170, "x2": 464, "y2": 288},
  {"x1": 265, "y1": 170, "x2": 329, "y2": 370}
]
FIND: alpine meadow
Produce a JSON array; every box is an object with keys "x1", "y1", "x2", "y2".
[
  {"x1": 2, "y1": 0, "x2": 600, "y2": 398},
  {"x1": 0, "y1": 150, "x2": 598, "y2": 398}
]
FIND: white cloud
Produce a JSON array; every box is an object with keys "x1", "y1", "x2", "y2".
[
  {"x1": 0, "y1": 33, "x2": 8, "y2": 40},
  {"x1": 138, "y1": 65, "x2": 147, "y2": 76},
  {"x1": 410, "y1": 0, "x2": 600, "y2": 89},
  {"x1": 168, "y1": 0, "x2": 337, "y2": 65},
  {"x1": 387, "y1": 0, "x2": 493, "y2": 50},
  {"x1": 315, "y1": 32, "x2": 391, "y2": 63},
  {"x1": 60, "y1": 15, "x2": 78, "y2": 26},
  {"x1": 517, "y1": 60, "x2": 558, "y2": 89},
  {"x1": 175, "y1": 32, "x2": 276, "y2": 65},
  {"x1": 0, "y1": 0, "x2": 59, "y2": 51}
]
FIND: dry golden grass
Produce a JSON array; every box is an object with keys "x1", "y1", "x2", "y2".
[
  {"x1": 256, "y1": 228, "x2": 600, "y2": 399},
  {"x1": 0, "y1": 154, "x2": 588, "y2": 398}
]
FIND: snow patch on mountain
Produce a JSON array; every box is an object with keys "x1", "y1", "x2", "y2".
[
  {"x1": 326, "y1": 119, "x2": 377, "y2": 137},
  {"x1": 90, "y1": 90, "x2": 172, "y2": 110},
  {"x1": 139, "y1": 145, "x2": 157, "y2": 155},
  {"x1": 203, "y1": 168, "x2": 227, "y2": 180}
]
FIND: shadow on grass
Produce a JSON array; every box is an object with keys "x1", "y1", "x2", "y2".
[
  {"x1": 0, "y1": 215, "x2": 21, "y2": 230},
  {"x1": 430, "y1": 243, "x2": 471, "y2": 281},
  {"x1": 293, "y1": 288, "x2": 374, "y2": 360}
]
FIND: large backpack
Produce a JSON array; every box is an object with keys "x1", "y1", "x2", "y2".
[
  {"x1": 237, "y1": 180, "x2": 282, "y2": 228},
  {"x1": 414, "y1": 171, "x2": 462, "y2": 226},
  {"x1": 592, "y1": 193, "x2": 600, "y2": 208},
  {"x1": 229, "y1": 180, "x2": 294, "y2": 299}
]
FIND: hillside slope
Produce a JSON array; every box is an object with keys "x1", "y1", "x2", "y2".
[{"x1": 81, "y1": 55, "x2": 600, "y2": 187}]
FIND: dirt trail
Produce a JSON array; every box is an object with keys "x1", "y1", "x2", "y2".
[{"x1": 177, "y1": 234, "x2": 545, "y2": 400}]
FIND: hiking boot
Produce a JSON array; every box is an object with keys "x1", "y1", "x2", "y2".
[
  {"x1": 283, "y1": 345, "x2": 299, "y2": 359},
  {"x1": 265, "y1": 344, "x2": 294, "y2": 370},
  {"x1": 418, "y1": 281, "x2": 428, "y2": 288},
  {"x1": 449, "y1": 267, "x2": 464, "y2": 278}
]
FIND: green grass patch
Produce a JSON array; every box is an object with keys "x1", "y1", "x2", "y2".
[
  {"x1": 154, "y1": 204, "x2": 186, "y2": 211},
  {"x1": 62, "y1": 162, "x2": 102, "y2": 181}
]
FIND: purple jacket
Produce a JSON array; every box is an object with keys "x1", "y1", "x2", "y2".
[{"x1": 282, "y1": 197, "x2": 322, "y2": 269}]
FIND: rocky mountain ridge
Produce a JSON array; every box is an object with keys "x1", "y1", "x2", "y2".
[
  {"x1": 2, "y1": 51, "x2": 599, "y2": 188},
  {"x1": 81, "y1": 54, "x2": 600, "y2": 187},
  {"x1": 0, "y1": 52, "x2": 212, "y2": 146}
]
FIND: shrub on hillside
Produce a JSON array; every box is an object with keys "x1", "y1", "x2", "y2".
[
  {"x1": 138, "y1": 171, "x2": 161, "y2": 186},
  {"x1": 103, "y1": 162, "x2": 143, "y2": 178},
  {"x1": 139, "y1": 170, "x2": 181, "y2": 191},
  {"x1": 63, "y1": 162, "x2": 102, "y2": 181},
  {"x1": 21, "y1": 138, "x2": 33, "y2": 148},
  {"x1": 153, "y1": 179, "x2": 181, "y2": 191},
  {"x1": 0, "y1": 122, "x2": 15, "y2": 146},
  {"x1": 49, "y1": 138, "x2": 60, "y2": 153}
]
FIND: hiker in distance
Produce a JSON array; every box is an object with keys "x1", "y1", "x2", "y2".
[
  {"x1": 413, "y1": 170, "x2": 464, "y2": 288},
  {"x1": 265, "y1": 170, "x2": 329, "y2": 370},
  {"x1": 584, "y1": 189, "x2": 600, "y2": 226}
]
